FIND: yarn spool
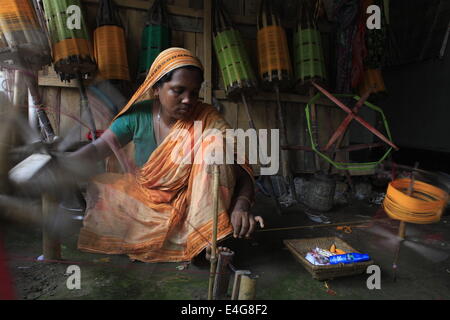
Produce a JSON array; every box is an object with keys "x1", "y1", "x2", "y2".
[
  {"x1": 138, "y1": 0, "x2": 170, "y2": 80},
  {"x1": 359, "y1": 68, "x2": 386, "y2": 97},
  {"x1": 256, "y1": 0, "x2": 294, "y2": 188},
  {"x1": 293, "y1": 1, "x2": 327, "y2": 93},
  {"x1": 0, "y1": 0, "x2": 51, "y2": 69},
  {"x1": 383, "y1": 178, "x2": 448, "y2": 225},
  {"x1": 257, "y1": 0, "x2": 292, "y2": 90},
  {"x1": 42, "y1": 0, "x2": 97, "y2": 139},
  {"x1": 42, "y1": 0, "x2": 96, "y2": 81},
  {"x1": 94, "y1": 0, "x2": 130, "y2": 81},
  {"x1": 213, "y1": 1, "x2": 257, "y2": 103}
]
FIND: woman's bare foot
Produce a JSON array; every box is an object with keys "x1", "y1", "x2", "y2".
[{"x1": 205, "y1": 246, "x2": 233, "y2": 261}]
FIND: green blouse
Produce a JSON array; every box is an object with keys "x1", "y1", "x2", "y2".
[{"x1": 109, "y1": 100, "x2": 157, "y2": 167}]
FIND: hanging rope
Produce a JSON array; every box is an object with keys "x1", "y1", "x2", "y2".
[
  {"x1": 383, "y1": 178, "x2": 448, "y2": 224},
  {"x1": 94, "y1": 25, "x2": 130, "y2": 81}
]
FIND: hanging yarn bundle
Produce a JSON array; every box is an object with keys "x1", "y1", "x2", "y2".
[
  {"x1": 359, "y1": 68, "x2": 386, "y2": 96},
  {"x1": 213, "y1": 0, "x2": 257, "y2": 103},
  {"x1": 383, "y1": 178, "x2": 448, "y2": 224},
  {"x1": 257, "y1": 0, "x2": 292, "y2": 90},
  {"x1": 42, "y1": 0, "x2": 97, "y2": 139},
  {"x1": 138, "y1": 0, "x2": 170, "y2": 80},
  {"x1": 94, "y1": 0, "x2": 130, "y2": 82},
  {"x1": 358, "y1": 0, "x2": 387, "y2": 97},
  {"x1": 293, "y1": 0, "x2": 327, "y2": 93},
  {"x1": 0, "y1": 0, "x2": 51, "y2": 69},
  {"x1": 257, "y1": 0, "x2": 293, "y2": 185},
  {"x1": 42, "y1": 0, "x2": 96, "y2": 81}
]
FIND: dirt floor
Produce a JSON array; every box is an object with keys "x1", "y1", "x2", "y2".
[{"x1": 2, "y1": 191, "x2": 450, "y2": 300}]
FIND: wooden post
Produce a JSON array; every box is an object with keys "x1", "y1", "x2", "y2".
[
  {"x1": 309, "y1": 87, "x2": 320, "y2": 172},
  {"x1": 241, "y1": 93, "x2": 256, "y2": 130},
  {"x1": 0, "y1": 93, "x2": 12, "y2": 195},
  {"x1": 42, "y1": 193, "x2": 61, "y2": 260},
  {"x1": 208, "y1": 164, "x2": 220, "y2": 300},
  {"x1": 77, "y1": 73, "x2": 97, "y2": 141},
  {"x1": 213, "y1": 251, "x2": 234, "y2": 300},
  {"x1": 203, "y1": 0, "x2": 213, "y2": 104},
  {"x1": 238, "y1": 274, "x2": 258, "y2": 300},
  {"x1": 275, "y1": 85, "x2": 289, "y2": 179},
  {"x1": 12, "y1": 70, "x2": 28, "y2": 147},
  {"x1": 231, "y1": 270, "x2": 251, "y2": 300},
  {"x1": 399, "y1": 163, "x2": 419, "y2": 239}
]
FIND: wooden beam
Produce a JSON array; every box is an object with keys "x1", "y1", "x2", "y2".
[
  {"x1": 203, "y1": 0, "x2": 212, "y2": 104},
  {"x1": 83, "y1": 0, "x2": 203, "y2": 18},
  {"x1": 82, "y1": 0, "x2": 255, "y2": 24},
  {"x1": 212, "y1": 90, "x2": 336, "y2": 107}
]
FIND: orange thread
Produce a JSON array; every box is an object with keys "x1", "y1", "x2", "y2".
[
  {"x1": 94, "y1": 25, "x2": 130, "y2": 81},
  {"x1": 383, "y1": 178, "x2": 448, "y2": 224},
  {"x1": 52, "y1": 38, "x2": 93, "y2": 63},
  {"x1": 0, "y1": 0, "x2": 38, "y2": 32},
  {"x1": 257, "y1": 25, "x2": 292, "y2": 76}
]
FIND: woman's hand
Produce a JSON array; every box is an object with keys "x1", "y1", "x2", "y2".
[{"x1": 230, "y1": 201, "x2": 264, "y2": 238}]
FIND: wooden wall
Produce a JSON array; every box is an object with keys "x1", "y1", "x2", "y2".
[{"x1": 38, "y1": 0, "x2": 350, "y2": 175}]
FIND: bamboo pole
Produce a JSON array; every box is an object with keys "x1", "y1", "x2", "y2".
[
  {"x1": 24, "y1": 72, "x2": 56, "y2": 142},
  {"x1": 213, "y1": 251, "x2": 234, "y2": 300},
  {"x1": 208, "y1": 164, "x2": 220, "y2": 300},
  {"x1": 77, "y1": 73, "x2": 97, "y2": 141},
  {"x1": 203, "y1": 0, "x2": 212, "y2": 104},
  {"x1": 12, "y1": 70, "x2": 28, "y2": 147},
  {"x1": 398, "y1": 163, "x2": 419, "y2": 239},
  {"x1": 241, "y1": 93, "x2": 256, "y2": 130},
  {"x1": 309, "y1": 87, "x2": 320, "y2": 172},
  {"x1": 42, "y1": 193, "x2": 61, "y2": 260},
  {"x1": 238, "y1": 274, "x2": 258, "y2": 300},
  {"x1": 275, "y1": 85, "x2": 298, "y2": 202},
  {"x1": 231, "y1": 270, "x2": 251, "y2": 300}
]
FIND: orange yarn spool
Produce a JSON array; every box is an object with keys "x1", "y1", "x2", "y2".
[
  {"x1": 94, "y1": 25, "x2": 130, "y2": 81},
  {"x1": 359, "y1": 68, "x2": 386, "y2": 96},
  {"x1": 383, "y1": 178, "x2": 448, "y2": 224},
  {"x1": 0, "y1": 0, "x2": 38, "y2": 32},
  {"x1": 257, "y1": 25, "x2": 292, "y2": 80},
  {"x1": 53, "y1": 39, "x2": 92, "y2": 64}
]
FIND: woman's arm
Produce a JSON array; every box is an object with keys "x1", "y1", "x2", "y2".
[
  {"x1": 229, "y1": 165, "x2": 264, "y2": 238},
  {"x1": 233, "y1": 165, "x2": 255, "y2": 211},
  {"x1": 63, "y1": 129, "x2": 122, "y2": 178}
]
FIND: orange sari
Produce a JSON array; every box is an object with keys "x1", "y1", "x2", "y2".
[{"x1": 78, "y1": 103, "x2": 253, "y2": 262}]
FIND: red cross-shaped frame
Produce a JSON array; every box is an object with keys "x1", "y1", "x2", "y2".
[{"x1": 312, "y1": 82, "x2": 399, "y2": 152}]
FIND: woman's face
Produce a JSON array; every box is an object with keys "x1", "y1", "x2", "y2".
[{"x1": 154, "y1": 68, "x2": 203, "y2": 120}]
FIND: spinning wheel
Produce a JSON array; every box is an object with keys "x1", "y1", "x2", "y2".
[{"x1": 305, "y1": 82, "x2": 399, "y2": 171}]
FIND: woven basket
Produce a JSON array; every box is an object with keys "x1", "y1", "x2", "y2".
[{"x1": 284, "y1": 237, "x2": 374, "y2": 281}]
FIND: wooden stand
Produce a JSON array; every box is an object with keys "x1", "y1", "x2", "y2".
[
  {"x1": 42, "y1": 193, "x2": 61, "y2": 260},
  {"x1": 238, "y1": 274, "x2": 258, "y2": 300},
  {"x1": 208, "y1": 164, "x2": 220, "y2": 300},
  {"x1": 231, "y1": 270, "x2": 251, "y2": 300},
  {"x1": 213, "y1": 251, "x2": 234, "y2": 300}
]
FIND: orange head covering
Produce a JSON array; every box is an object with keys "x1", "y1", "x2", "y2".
[{"x1": 113, "y1": 47, "x2": 204, "y2": 120}]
